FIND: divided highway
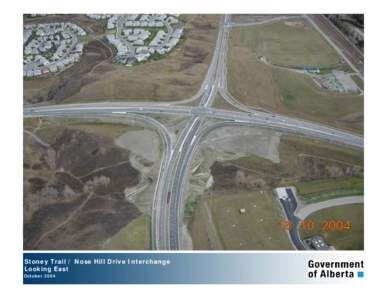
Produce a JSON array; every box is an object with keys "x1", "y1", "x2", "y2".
[{"x1": 23, "y1": 14, "x2": 363, "y2": 250}]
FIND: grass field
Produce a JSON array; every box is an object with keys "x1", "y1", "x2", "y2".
[
  {"x1": 189, "y1": 190, "x2": 293, "y2": 250},
  {"x1": 102, "y1": 214, "x2": 151, "y2": 250},
  {"x1": 299, "y1": 204, "x2": 363, "y2": 250},
  {"x1": 235, "y1": 19, "x2": 341, "y2": 67},
  {"x1": 227, "y1": 46, "x2": 281, "y2": 111},
  {"x1": 295, "y1": 176, "x2": 364, "y2": 203},
  {"x1": 227, "y1": 19, "x2": 364, "y2": 134},
  {"x1": 272, "y1": 68, "x2": 363, "y2": 133}
]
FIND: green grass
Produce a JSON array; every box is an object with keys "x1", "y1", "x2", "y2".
[
  {"x1": 299, "y1": 204, "x2": 363, "y2": 250},
  {"x1": 194, "y1": 190, "x2": 293, "y2": 250},
  {"x1": 296, "y1": 176, "x2": 363, "y2": 194},
  {"x1": 281, "y1": 91, "x2": 295, "y2": 104},
  {"x1": 298, "y1": 188, "x2": 364, "y2": 203},
  {"x1": 141, "y1": 28, "x2": 167, "y2": 45},
  {"x1": 43, "y1": 44, "x2": 58, "y2": 59},
  {"x1": 102, "y1": 214, "x2": 151, "y2": 250},
  {"x1": 184, "y1": 194, "x2": 202, "y2": 219},
  {"x1": 295, "y1": 176, "x2": 364, "y2": 203},
  {"x1": 24, "y1": 30, "x2": 37, "y2": 47},
  {"x1": 351, "y1": 75, "x2": 364, "y2": 90},
  {"x1": 339, "y1": 64, "x2": 355, "y2": 73}
]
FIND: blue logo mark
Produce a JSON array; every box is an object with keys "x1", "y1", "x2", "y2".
[{"x1": 357, "y1": 271, "x2": 364, "y2": 278}]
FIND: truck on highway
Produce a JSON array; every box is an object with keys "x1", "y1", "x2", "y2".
[{"x1": 167, "y1": 191, "x2": 171, "y2": 204}]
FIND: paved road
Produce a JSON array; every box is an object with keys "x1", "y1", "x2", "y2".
[
  {"x1": 23, "y1": 14, "x2": 363, "y2": 250},
  {"x1": 24, "y1": 105, "x2": 363, "y2": 151},
  {"x1": 295, "y1": 196, "x2": 364, "y2": 220},
  {"x1": 23, "y1": 129, "x2": 50, "y2": 148},
  {"x1": 278, "y1": 188, "x2": 305, "y2": 250}
]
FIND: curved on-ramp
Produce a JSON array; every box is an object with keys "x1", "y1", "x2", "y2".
[{"x1": 295, "y1": 196, "x2": 364, "y2": 220}]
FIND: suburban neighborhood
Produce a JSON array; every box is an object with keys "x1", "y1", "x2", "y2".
[
  {"x1": 23, "y1": 22, "x2": 86, "y2": 77},
  {"x1": 23, "y1": 14, "x2": 185, "y2": 77},
  {"x1": 100, "y1": 14, "x2": 184, "y2": 65}
]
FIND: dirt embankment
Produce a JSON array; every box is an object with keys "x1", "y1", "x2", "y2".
[
  {"x1": 210, "y1": 150, "x2": 363, "y2": 191},
  {"x1": 298, "y1": 155, "x2": 363, "y2": 181},
  {"x1": 210, "y1": 161, "x2": 277, "y2": 190},
  {"x1": 23, "y1": 127, "x2": 141, "y2": 250},
  {"x1": 24, "y1": 39, "x2": 113, "y2": 104}
]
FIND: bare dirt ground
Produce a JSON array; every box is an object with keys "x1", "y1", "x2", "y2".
[
  {"x1": 115, "y1": 129, "x2": 160, "y2": 164},
  {"x1": 185, "y1": 125, "x2": 282, "y2": 205},
  {"x1": 23, "y1": 118, "x2": 159, "y2": 250},
  {"x1": 114, "y1": 128, "x2": 162, "y2": 214},
  {"x1": 203, "y1": 126, "x2": 281, "y2": 163}
]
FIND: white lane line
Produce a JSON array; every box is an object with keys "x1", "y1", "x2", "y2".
[{"x1": 190, "y1": 135, "x2": 197, "y2": 146}]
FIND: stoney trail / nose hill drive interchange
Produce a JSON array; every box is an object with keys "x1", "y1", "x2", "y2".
[{"x1": 24, "y1": 14, "x2": 363, "y2": 250}]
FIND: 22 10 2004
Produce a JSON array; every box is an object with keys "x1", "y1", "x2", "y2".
[{"x1": 279, "y1": 220, "x2": 352, "y2": 232}]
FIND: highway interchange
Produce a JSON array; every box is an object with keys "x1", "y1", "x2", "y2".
[{"x1": 24, "y1": 14, "x2": 363, "y2": 250}]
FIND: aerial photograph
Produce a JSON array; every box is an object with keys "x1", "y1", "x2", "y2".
[{"x1": 23, "y1": 14, "x2": 364, "y2": 251}]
